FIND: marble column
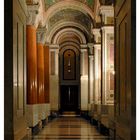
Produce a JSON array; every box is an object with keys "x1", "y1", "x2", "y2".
[
  {"x1": 26, "y1": 25, "x2": 40, "y2": 130},
  {"x1": 37, "y1": 43, "x2": 45, "y2": 104},
  {"x1": 99, "y1": 6, "x2": 114, "y2": 105},
  {"x1": 99, "y1": 6, "x2": 115, "y2": 134},
  {"x1": 87, "y1": 43, "x2": 94, "y2": 110},
  {"x1": 26, "y1": 25, "x2": 38, "y2": 104},
  {"x1": 101, "y1": 26, "x2": 114, "y2": 104},
  {"x1": 80, "y1": 45, "x2": 88, "y2": 111},
  {"x1": 44, "y1": 45, "x2": 51, "y2": 118},
  {"x1": 44, "y1": 45, "x2": 50, "y2": 103},
  {"x1": 49, "y1": 45, "x2": 59, "y2": 111},
  {"x1": 36, "y1": 27, "x2": 50, "y2": 123},
  {"x1": 94, "y1": 44, "x2": 101, "y2": 104}
]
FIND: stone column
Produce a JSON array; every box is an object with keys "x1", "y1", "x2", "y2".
[
  {"x1": 99, "y1": 7, "x2": 115, "y2": 135},
  {"x1": 49, "y1": 45, "x2": 59, "y2": 112},
  {"x1": 26, "y1": 25, "x2": 40, "y2": 133},
  {"x1": 87, "y1": 43, "x2": 94, "y2": 109},
  {"x1": 92, "y1": 29, "x2": 101, "y2": 105},
  {"x1": 94, "y1": 44, "x2": 101, "y2": 104},
  {"x1": 27, "y1": 25, "x2": 38, "y2": 104},
  {"x1": 44, "y1": 44, "x2": 50, "y2": 118},
  {"x1": 36, "y1": 27, "x2": 50, "y2": 125},
  {"x1": 80, "y1": 45, "x2": 88, "y2": 111},
  {"x1": 101, "y1": 27, "x2": 114, "y2": 104},
  {"x1": 100, "y1": 6, "x2": 114, "y2": 105},
  {"x1": 26, "y1": 4, "x2": 44, "y2": 132}
]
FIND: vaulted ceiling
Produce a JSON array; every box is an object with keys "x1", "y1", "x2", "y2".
[
  {"x1": 44, "y1": 0, "x2": 95, "y2": 10},
  {"x1": 27, "y1": 0, "x2": 113, "y2": 46}
]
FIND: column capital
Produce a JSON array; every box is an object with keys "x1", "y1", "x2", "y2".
[
  {"x1": 27, "y1": 4, "x2": 40, "y2": 27},
  {"x1": 94, "y1": 44, "x2": 101, "y2": 50},
  {"x1": 89, "y1": 55, "x2": 94, "y2": 60},
  {"x1": 101, "y1": 26, "x2": 114, "y2": 33},
  {"x1": 99, "y1": 6, "x2": 114, "y2": 17},
  {"x1": 49, "y1": 44, "x2": 59, "y2": 53},
  {"x1": 80, "y1": 44, "x2": 88, "y2": 49},
  {"x1": 92, "y1": 29, "x2": 101, "y2": 44},
  {"x1": 88, "y1": 43, "x2": 94, "y2": 55},
  {"x1": 37, "y1": 27, "x2": 47, "y2": 44},
  {"x1": 80, "y1": 48, "x2": 88, "y2": 53},
  {"x1": 87, "y1": 43, "x2": 94, "y2": 48},
  {"x1": 92, "y1": 28, "x2": 101, "y2": 36},
  {"x1": 49, "y1": 44, "x2": 59, "y2": 49},
  {"x1": 26, "y1": 0, "x2": 40, "y2": 4}
]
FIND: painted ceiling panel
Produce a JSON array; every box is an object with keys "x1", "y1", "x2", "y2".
[
  {"x1": 45, "y1": 0, "x2": 94, "y2": 10},
  {"x1": 48, "y1": 9, "x2": 92, "y2": 31}
]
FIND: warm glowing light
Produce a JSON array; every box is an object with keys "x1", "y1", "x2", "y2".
[{"x1": 112, "y1": 70, "x2": 115, "y2": 75}]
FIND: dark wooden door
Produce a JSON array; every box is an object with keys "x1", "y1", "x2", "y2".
[
  {"x1": 115, "y1": 0, "x2": 136, "y2": 139},
  {"x1": 60, "y1": 85, "x2": 78, "y2": 111}
]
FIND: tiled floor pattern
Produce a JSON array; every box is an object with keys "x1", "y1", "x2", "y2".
[{"x1": 32, "y1": 116, "x2": 109, "y2": 140}]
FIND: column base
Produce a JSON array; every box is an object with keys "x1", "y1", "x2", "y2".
[{"x1": 30, "y1": 123, "x2": 40, "y2": 135}]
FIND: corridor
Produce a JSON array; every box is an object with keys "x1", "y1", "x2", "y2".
[
  {"x1": 31, "y1": 116, "x2": 109, "y2": 140},
  {"x1": 5, "y1": 0, "x2": 136, "y2": 140}
]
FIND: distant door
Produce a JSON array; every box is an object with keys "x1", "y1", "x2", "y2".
[{"x1": 60, "y1": 85, "x2": 78, "y2": 111}]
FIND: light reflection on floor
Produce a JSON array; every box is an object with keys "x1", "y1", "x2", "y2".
[{"x1": 31, "y1": 116, "x2": 109, "y2": 140}]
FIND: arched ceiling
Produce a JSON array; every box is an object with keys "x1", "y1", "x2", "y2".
[
  {"x1": 48, "y1": 8, "x2": 93, "y2": 31},
  {"x1": 43, "y1": 0, "x2": 95, "y2": 46},
  {"x1": 44, "y1": 0, "x2": 95, "y2": 10}
]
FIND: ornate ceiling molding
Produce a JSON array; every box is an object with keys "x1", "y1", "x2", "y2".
[
  {"x1": 46, "y1": 21, "x2": 89, "y2": 38},
  {"x1": 42, "y1": 0, "x2": 95, "y2": 27}
]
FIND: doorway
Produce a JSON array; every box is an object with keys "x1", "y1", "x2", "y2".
[{"x1": 60, "y1": 85, "x2": 79, "y2": 112}]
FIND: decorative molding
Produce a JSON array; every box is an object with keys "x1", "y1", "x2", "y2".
[
  {"x1": 88, "y1": 43, "x2": 94, "y2": 48},
  {"x1": 101, "y1": 26, "x2": 114, "y2": 33},
  {"x1": 99, "y1": 6, "x2": 114, "y2": 16},
  {"x1": 94, "y1": 44, "x2": 101, "y2": 50},
  {"x1": 42, "y1": 0, "x2": 95, "y2": 26},
  {"x1": 80, "y1": 44, "x2": 87, "y2": 49},
  {"x1": 92, "y1": 28, "x2": 101, "y2": 35},
  {"x1": 46, "y1": 21, "x2": 89, "y2": 43},
  {"x1": 37, "y1": 27, "x2": 47, "y2": 44},
  {"x1": 89, "y1": 55, "x2": 94, "y2": 60},
  {"x1": 80, "y1": 48, "x2": 88, "y2": 53},
  {"x1": 26, "y1": 0, "x2": 40, "y2": 4},
  {"x1": 88, "y1": 43, "x2": 94, "y2": 55},
  {"x1": 27, "y1": 4, "x2": 40, "y2": 26},
  {"x1": 49, "y1": 44, "x2": 59, "y2": 52},
  {"x1": 26, "y1": 0, "x2": 44, "y2": 28}
]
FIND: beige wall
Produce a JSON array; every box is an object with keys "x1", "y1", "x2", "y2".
[
  {"x1": 50, "y1": 75, "x2": 59, "y2": 110},
  {"x1": 13, "y1": 0, "x2": 28, "y2": 139},
  {"x1": 80, "y1": 76, "x2": 88, "y2": 110}
]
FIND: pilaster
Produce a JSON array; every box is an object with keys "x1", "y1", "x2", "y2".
[{"x1": 49, "y1": 44, "x2": 59, "y2": 111}]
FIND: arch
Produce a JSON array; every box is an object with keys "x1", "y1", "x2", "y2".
[
  {"x1": 60, "y1": 41, "x2": 80, "y2": 51},
  {"x1": 49, "y1": 27, "x2": 87, "y2": 44},
  {"x1": 53, "y1": 28, "x2": 86, "y2": 44},
  {"x1": 42, "y1": 0, "x2": 95, "y2": 26},
  {"x1": 46, "y1": 21, "x2": 89, "y2": 43},
  {"x1": 58, "y1": 34, "x2": 81, "y2": 45}
]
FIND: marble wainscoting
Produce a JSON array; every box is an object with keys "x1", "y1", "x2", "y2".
[{"x1": 26, "y1": 104, "x2": 50, "y2": 135}]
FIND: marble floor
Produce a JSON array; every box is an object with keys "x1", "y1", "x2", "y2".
[{"x1": 31, "y1": 116, "x2": 109, "y2": 140}]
